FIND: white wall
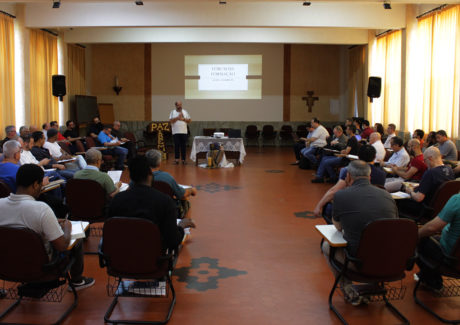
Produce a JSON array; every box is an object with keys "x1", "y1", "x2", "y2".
[{"x1": 150, "y1": 43, "x2": 284, "y2": 122}]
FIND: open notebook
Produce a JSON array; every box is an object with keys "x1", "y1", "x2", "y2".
[{"x1": 108, "y1": 170, "x2": 129, "y2": 192}]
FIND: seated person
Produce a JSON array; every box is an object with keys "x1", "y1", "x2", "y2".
[
  {"x1": 0, "y1": 164, "x2": 95, "y2": 291},
  {"x1": 0, "y1": 140, "x2": 22, "y2": 192},
  {"x1": 19, "y1": 126, "x2": 29, "y2": 142},
  {"x1": 321, "y1": 160, "x2": 398, "y2": 305},
  {"x1": 50, "y1": 121, "x2": 67, "y2": 142},
  {"x1": 145, "y1": 149, "x2": 197, "y2": 217},
  {"x1": 383, "y1": 123, "x2": 396, "y2": 149},
  {"x1": 44, "y1": 129, "x2": 86, "y2": 170},
  {"x1": 42, "y1": 122, "x2": 50, "y2": 141},
  {"x1": 416, "y1": 193, "x2": 460, "y2": 291},
  {"x1": 314, "y1": 145, "x2": 386, "y2": 223},
  {"x1": 111, "y1": 120, "x2": 136, "y2": 160},
  {"x1": 436, "y1": 130, "x2": 458, "y2": 161},
  {"x1": 74, "y1": 148, "x2": 121, "y2": 198},
  {"x1": 383, "y1": 136, "x2": 410, "y2": 167},
  {"x1": 312, "y1": 125, "x2": 357, "y2": 183},
  {"x1": 30, "y1": 131, "x2": 75, "y2": 180},
  {"x1": 399, "y1": 146, "x2": 455, "y2": 217},
  {"x1": 87, "y1": 116, "x2": 104, "y2": 140},
  {"x1": 385, "y1": 139, "x2": 427, "y2": 192},
  {"x1": 63, "y1": 120, "x2": 85, "y2": 154},
  {"x1": 300, "y1": 118, "x2": 329, "y2": 167},
  {"x1": 412, "y1": 129, "x2": 425, "y2": 148},
  {"x1": 108, "y1": 156, "x2": 195, "y2": 250},
  {"x1": 360, "y1": 120, "x2": 373, "y2": 140},
  {"x1": 292, "y1": 122, "x2": 312, "y2": 165},
  {"x1": 97, "y1": 125, "x2": 128, "y2": 171},
  {"x1": 368, "y1": 132, "x2": 385, "y2": 162},
  {"x1": 423, "y1": 131, "x2": 437, "y2": 152},
  {"x1": 1, "y1": 125, "x2": 22, "y2": 147}
]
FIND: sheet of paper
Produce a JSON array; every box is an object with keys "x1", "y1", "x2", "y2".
[
  {"x1": 346, "y1": 154, "x2": 359, "y2": 160},
  {"x1": 70, "y1": 221, "x2": 86, "y2": 240},
  {"x1": 58, "y1": 158, "x2": 77, "y2": 163},
  {"x1": 179, "y1": 184, "x2": 192, "y2": 189},
  {"x1": 119, "y1": 183, "x2": 129, "y2": 192},
  {"x1": 391, "y1": 191, "x2": 410, "y2": 199},
  {"x1": 108, "y1": 170, "x2": 122, "y2": 183}
]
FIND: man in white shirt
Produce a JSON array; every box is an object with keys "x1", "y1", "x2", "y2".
[
  {"x1": 0, "y1": 164, "x2": 95, "y2": 290},
  {"x1": 369, "y1": 132, "x2": 386, "y2": 162},
  {"x1": 384, "y1": 136, "x2": 410, "y2": 167},
  {"x1": 42, "y1": 122, "x2": 50, "y2": 141},
  {"x1": 383, "y1": 123, "x2": 396, "y2": 149},
  {"x1": 169, "y1": 101, "x2": 191, "y2": 165},
  {"x1": 300, "y1": 117, "x2": 329, "y2": 166},
  {"x1": 44, "y1": 129, "x2": 86, "y2": 170}
]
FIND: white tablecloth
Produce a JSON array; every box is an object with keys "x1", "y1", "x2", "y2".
[{"x1": 190, "y1": 136, "x2": 246, "y2": 164}]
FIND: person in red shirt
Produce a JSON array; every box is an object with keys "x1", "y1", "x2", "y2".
[
  {"x1": 360, "y1": 120, "x2": 373, "y2": 140},
  {"x1": 50, "y1": 121, "x2": 68, "y2": 142},
  {"x1": 385, "y1": 139, "x2": 427, "y2": 192},
  {"x1": 413, "y1": 129, "x2": 425, "y2": 148}
]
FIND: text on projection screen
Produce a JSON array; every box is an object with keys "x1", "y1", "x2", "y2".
[{"x1": 198, "y1": 64, "x2": 248, "y2": 91}]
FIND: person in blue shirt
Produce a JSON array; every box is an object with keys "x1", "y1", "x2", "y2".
[
  {"x1": 97, "y1": 125, "x2": 128, "y2": 170},
  {"x1": 417, "y1": 193, "x2": 460, "y2": 291},
  {"x1": 0, "y1": 140, "x2": 21, "y2": 192},
  {"x1": 145, "y1": 149, "x2": 197, "y2": 218}
]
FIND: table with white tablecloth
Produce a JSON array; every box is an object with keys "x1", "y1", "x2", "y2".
[{"x1": 190, "y1": 136, "x2": 246, "y2": 165}]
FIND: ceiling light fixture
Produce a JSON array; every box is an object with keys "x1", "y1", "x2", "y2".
[
  {"x1": 135, "y1": 0, "x2": 144, "y2": 5},
  {"x1": 303, "y1": 1, "x2": 311, "y2": 6},
  {"x1": 383, "y1": 1, "x2": 391, "y2": 9},
  {"x1": 52, "y1": 0, "x2": 61, "y2": 9}
]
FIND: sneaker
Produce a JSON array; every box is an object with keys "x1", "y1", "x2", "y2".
[
  {"x1": 290, "y1": 161, "x2": 300, "y2": 165},
  {"x1": 414, "y1": 272, "x2": 443, "y2": 293},
  {"x1": 69, "y1": 277, "x2": 95, "y2": 291},
  {"x1": 173, "y1": 160, "x2": 179, "y2": 165},
  {"x1": 182, "y1": 160, "x2": 187, "y2": 165},
  {"x1": 311, "y1": 177, "x2": 324, "y2": 183}
]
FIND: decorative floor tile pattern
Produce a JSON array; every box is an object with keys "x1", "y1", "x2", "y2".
[
  {"x1": 195, "y1": 182, "x2": 240, "y2": 194},
  {"x1": 173, "y1": 257, "x2": 247, "y2": 292}
]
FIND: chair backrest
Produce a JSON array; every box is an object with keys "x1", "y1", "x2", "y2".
[
  {"x1": 429, "y1": 180, "x2": 460, "y2": 217},
  {"x1": 101, "y1": 217, "x2": 168, "y2": 278},
  {"x1": 58, "y1": 142, "x2": 72, "y2": 154},
  {"x1": 228, "y1": 129, "x2": 241, "y2": 138},
  {"x1": 262, "y1": 125, "x2": 274, "y2": 134},
  {"x1": 0, "y1": 226, "x2": 51, "y2": 282},
  {"x1": 0, "y1": 180, "x2": 11, "y2": 198},
  {"x1": 203, "y1": 128, "x2": 216, "y2": 137},
  {"x1": 220, "y1": 128, "x2": 230, "y2": 135},
  {"x1": 85, "y1": 136, "x2": 96, "y2": 148},
  {"x1": 355, "y1": 218, "x2": 418, "y2": 278},
  {"x1": 66, "y1": 179, "x2": 106, "y2": 221},
  {"x1": 296, "y1": 125, "x2": 308, "y2": 138},
  {"x1": 124, "y1": 131, "x2": 136, "y2": 143},
  {"x1": 152, "y1": 181, "x2": 175, "y2": 199},
  {"x1": 281, "y1": 125, "x2": 293, "y2": 133},
  {"x1": 245, "y1": 125, "x2": 258, "y2": 136}
]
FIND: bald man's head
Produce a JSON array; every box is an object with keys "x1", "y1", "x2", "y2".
[{"x1": 368, "y1": 132, "x2": 381, "y2": 144}]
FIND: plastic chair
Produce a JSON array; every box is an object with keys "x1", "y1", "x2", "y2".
[
  {"x1": 327, "y1": 218, "x2": 418, "y2": 325},
  {"x1": 0, "y1": 226, "x2": 78, "y2": 325},
  {"x1": 244, "y1": 125, "x2": 260, "y2": 146},
  {"x1": 279, "y1": 125, "x2": 294, "y2": 144},
  {"x1": 124, "y1": 131, "x2": 154, "y2": 156},
  {"x1": 413, "y1": 237, "x2": 460, "y2": 324},
  {"x1": 261, "y1": 125, "x2": 277, "y2": 146},
  {"x1": 399, "y1": 180, "x2": 460, "y2": 223},
  {"x1": 152, "y1": 181, "x2": 175, "y2": 199},
  {"x1": 98, "y1": 217, "x2": 176, "y2": 324},
  {"x1": 85, "y1": 136, "x2": 115, "y2": 171}
]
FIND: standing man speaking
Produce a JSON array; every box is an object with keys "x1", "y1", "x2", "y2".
[{"x1": 169, "y1": 101, "x2": 191, "y2": 165}]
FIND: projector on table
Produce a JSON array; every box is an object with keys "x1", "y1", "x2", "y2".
[{"x1": 213, "y1": 132, "x2": 225, "y2": 138}]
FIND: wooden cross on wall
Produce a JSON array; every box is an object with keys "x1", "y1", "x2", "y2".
[{"x1": 302, "y1": 91, "x2": 319, "y2": 113}]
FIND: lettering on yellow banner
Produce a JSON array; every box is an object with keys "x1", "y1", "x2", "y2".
[{"x1": 147, "y1": 122, "x2": 171, "y2": 160}]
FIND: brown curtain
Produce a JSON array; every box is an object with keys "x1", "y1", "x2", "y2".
[
  {"x1": 0, "y1": 13, "x2": 15, "y2": 138},
  {"x1": 348, "y1": 45, "x2": 366, "y2": 118},
  {"x1": 29, "y1": 29, "x2": 58, "y2": 127},
  {"x1": 67, "y1": 44, "x2": 86, "y2": 96}
]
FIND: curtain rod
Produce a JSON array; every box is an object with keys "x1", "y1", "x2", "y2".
[
  {"x1": 416, "y1": 4, "x2": 448, "y2": 19},
  {"x1": 41, "y1": 29, "x2": 58, "y2": 37},
  {"x1": 0, "y1": 10, "x2": 16, "y2": 19},
  {"x1": 376, "y1": 29, "x2": 393, "y2": 38}
]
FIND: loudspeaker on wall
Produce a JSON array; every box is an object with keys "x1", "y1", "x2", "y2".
[
  {"x1": 52, "y1": 75, "x2": 66, "y2": 100},
  {"x1": 367, "y1": 76, "x2": 381, "y2": 102}
]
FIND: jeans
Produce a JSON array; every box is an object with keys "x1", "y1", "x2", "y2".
[
  {"x1": 57, "y1": 169, "x2": 75, "y2": 180},
  {"x1": 173, "y1": 133, "x2": 188, "y2": 161},
  {"x1": 106, "y1": 146, "x2": 128, "y2": 170},
  {"x1": 301, "y1": 146, "x2": 319, "y2": 165},
  {"x1": 316, "y1": 156, "x2": 344, "y2": 179}
]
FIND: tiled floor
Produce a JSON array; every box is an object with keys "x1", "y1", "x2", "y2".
[{"x1": 1, "y1": 147, "x2": 459, "y2": 324}]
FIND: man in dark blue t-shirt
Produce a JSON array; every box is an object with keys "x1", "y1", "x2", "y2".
[{"x1": 399, "y1": 146, "x2": 454, "y2": 216}]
